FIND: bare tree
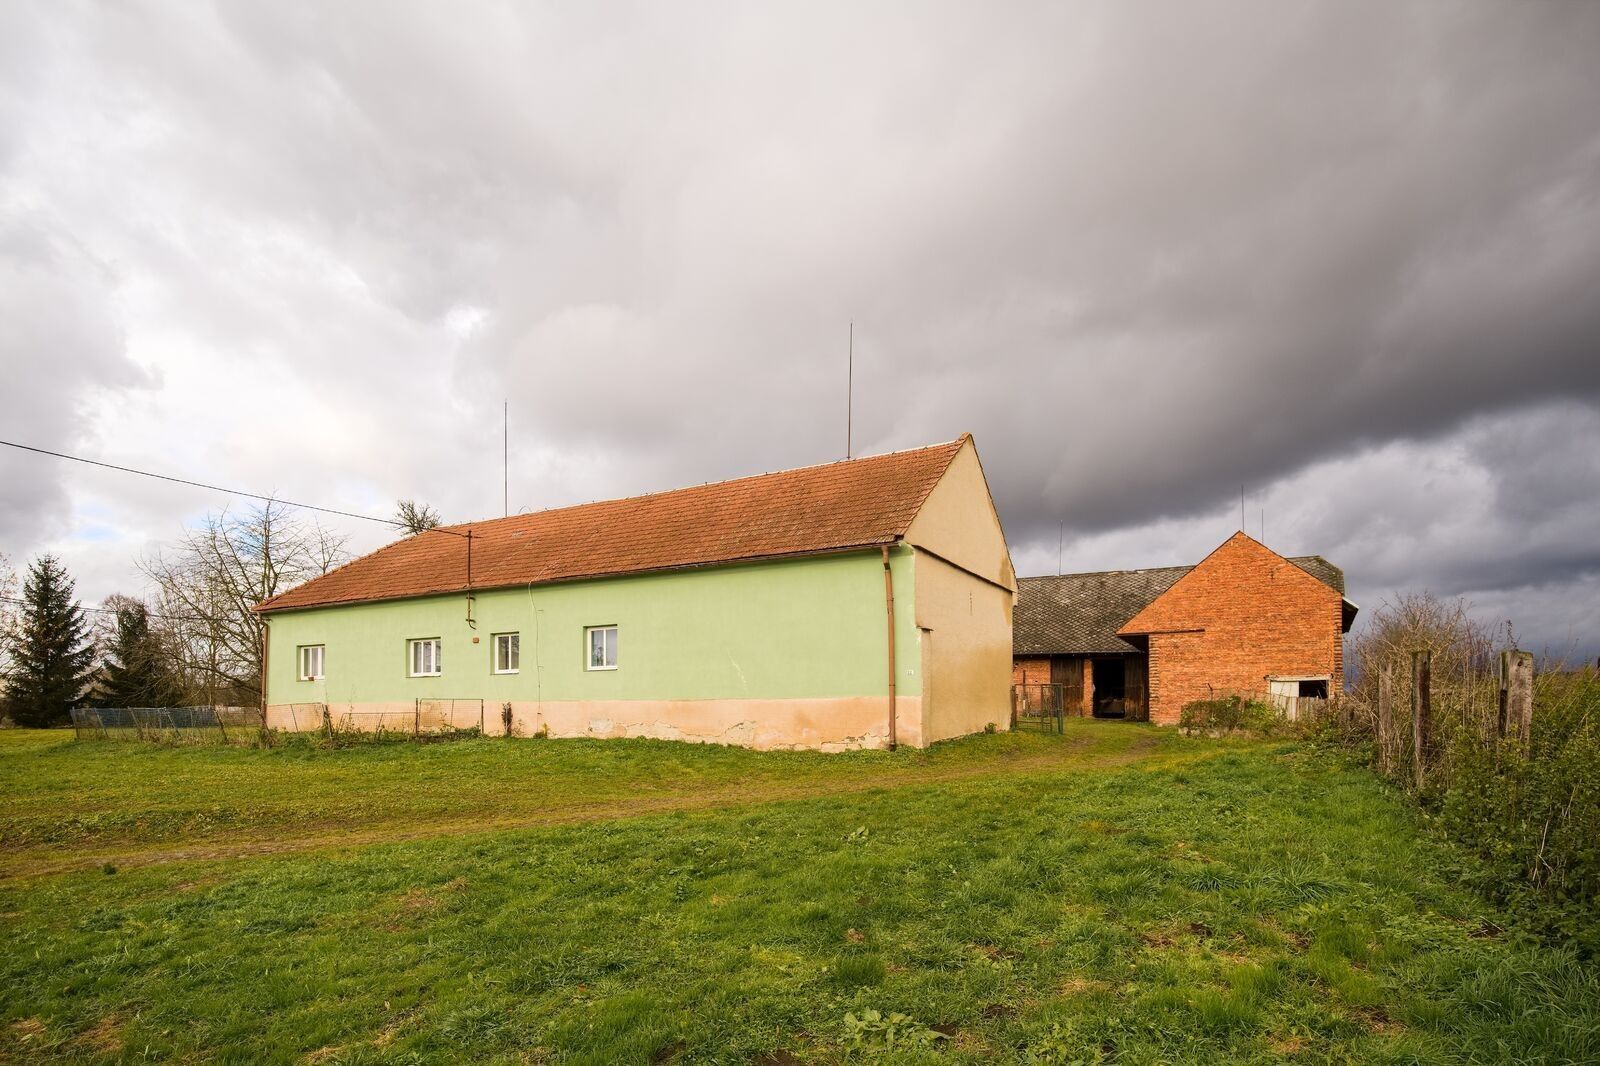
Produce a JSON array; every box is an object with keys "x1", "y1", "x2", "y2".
[
  {"x1": 1348, "y1": 592, "x2": 1495, "y2": 703},
  {"x1": 394, "y1": 499, "x2": 442, "y2": 535},
  {"x1": 0, "y1": 553, "x2": 18, "y2": 706},
  {"x1": 141, "y1": 501, "x2": 348, "y2": 705}
]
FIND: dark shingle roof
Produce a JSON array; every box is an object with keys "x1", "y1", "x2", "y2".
[
  {"x1": 1286, "y1": 555, "x2": 1344, "y2": 595},
  {"x1": 1014, "y1": 556, "x2": 1345, "y2": 656},
  {"x1": 1014, "y1": 566, "x2": 1189, "y2": 655}
]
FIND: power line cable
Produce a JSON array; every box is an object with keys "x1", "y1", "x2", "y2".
[
  {"x1": 0, "y1": 438, "x2": 470, "y2": 538},
  {"x1": 0, "y1": 593, "x2": 207, "y2": 625}
]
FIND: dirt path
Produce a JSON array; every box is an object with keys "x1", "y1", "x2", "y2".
[{"x1": 3, "y1": 731, "x2": 1173, "y2": 880}]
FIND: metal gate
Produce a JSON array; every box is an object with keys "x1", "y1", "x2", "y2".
[{"x1": 1010, "y1": 684, "x2": 1067, "y2": 734}]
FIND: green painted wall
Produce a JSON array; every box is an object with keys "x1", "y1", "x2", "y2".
[{"x1": 265, "y1": 547, "x2": 920, "y2": 705}]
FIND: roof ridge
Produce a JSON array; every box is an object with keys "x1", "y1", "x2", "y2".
[
  {"x1": 1021, "y1": 554, "x2": 1328, "y2": 585},
  {"x1": 257, "y1": 435, "x2": 974, "y2": 613},
  {"x1": 892, "y1": 433, "x2": 969, "y2": 537},
  {"x1": 426, "y1": 436, "x2": 969, "y2": 535},
  {"x1": 1020, "y1": 564, "x2": 1194, "y2": 582}
]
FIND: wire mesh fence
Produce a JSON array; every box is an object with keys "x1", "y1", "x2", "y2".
[
  {"x1": 269, "y1": 699, "x2": 486, "y2": 741},
  {"x1": 75, "y1": 699, "x2": 489, "y2": 745},
  {"x1": 70, "y1": 705, "x2": 263, "y2": 744}
]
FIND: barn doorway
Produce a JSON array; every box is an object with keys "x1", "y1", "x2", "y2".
[{"x1": 1092, "y1": 658, "x2": 1127, "y2": 718}]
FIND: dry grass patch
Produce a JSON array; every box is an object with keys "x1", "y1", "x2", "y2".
[
  {"x1": 1268, "y1": 1033, "x2": 1309, "y2": 1055},
  {"x1": 1058, "y1": 977, "x2": 1110, "y2": 996},
  {"x1": 72, "y1": 1014, "x2": 124, "y2": 1056}
]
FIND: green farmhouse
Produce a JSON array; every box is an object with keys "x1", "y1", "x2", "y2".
[{"x1": 256, "y1": 435, "x2": 1016, "y2": 750}]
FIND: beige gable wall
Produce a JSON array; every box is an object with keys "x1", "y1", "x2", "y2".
[
  {"x1": 904, "y1": 438, "x2": 1017, "y2": 591},
  {"x1": 904, "y1": 437, "x2": 1016, "y2": 743},
  {"x1": 913, "y1": 551, "x2": 1014, "y2": 742}
]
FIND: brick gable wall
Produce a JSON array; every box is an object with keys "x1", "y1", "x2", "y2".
[
  {"x1": 1011, "y1": 657, "x2": 1053, "y2": 687},
  {"x1": 1122, "y1": 534, "x2": 1344, "y2": 724}
]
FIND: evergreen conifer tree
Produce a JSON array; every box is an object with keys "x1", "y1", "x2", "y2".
[
  {"x1": 2, "y1": 555, "x2": 95, "y2": 727},
  {"x1": 98, "y1": 600, "x2": 184, "y2": 708}
]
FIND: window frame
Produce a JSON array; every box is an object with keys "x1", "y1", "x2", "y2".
[
  {"x1": 298, "y1": 644, "x2": 325, "y2": 681},
  {"x1": 584, "y1": 625, "x2": 618, "y2": 671},
  {"x1": 492, "y1": 632, "x2": 521, "y2": 675},
  {"x1": 408, "y1": 637, "x2": 443, "y2": 678}
]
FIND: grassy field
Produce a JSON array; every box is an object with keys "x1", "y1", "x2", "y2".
[{"x1": 1, "y1": 724, "x2": 1597, "y2": 1063}]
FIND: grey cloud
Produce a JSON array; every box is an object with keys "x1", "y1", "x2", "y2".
[
  {"x1": 1, "y1": 1, "x2": 1597, "y2": 658},
  {"x1": 0, "y1": 221, "x2": 149, "y2": 543}
]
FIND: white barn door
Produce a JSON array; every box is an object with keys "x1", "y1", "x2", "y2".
[{"x1": 1268, "y1": 679, "x2": 1299, "y2": 719}]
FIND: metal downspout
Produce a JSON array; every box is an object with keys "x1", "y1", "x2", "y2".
[
  {"x1": 259, "y1": 620, "x2": 269, "y2": 723},
  {"x1": 882, "y1": 544, "x2": 898, "y2": 751}
]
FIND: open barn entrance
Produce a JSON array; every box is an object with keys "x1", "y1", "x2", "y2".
[{"x1": 1092, "y1": 658, "x2": 1127, "y2": 718}]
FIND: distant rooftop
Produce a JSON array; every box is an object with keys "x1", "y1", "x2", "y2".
[{"x1": 1014, "y1": 555, "x2": 1345, "y2": 656}]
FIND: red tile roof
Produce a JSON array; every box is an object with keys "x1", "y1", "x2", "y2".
[{"x1": 257, "y1": 436, "x2": 969, "y2": 613}]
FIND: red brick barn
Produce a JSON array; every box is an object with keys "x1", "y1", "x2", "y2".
[{"x1": 1012, "y1": 533, "x2": 1357, "y2": 724}]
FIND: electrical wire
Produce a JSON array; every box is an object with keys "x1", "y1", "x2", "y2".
[
  {"x1": 0, "y1": 593, "x2": 205, "y2": 625},
  {"x1": 0, "y1": 438, "x2": 471, "y2": 538}
]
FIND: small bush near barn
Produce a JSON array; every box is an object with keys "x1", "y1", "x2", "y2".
[{"x1": 1179, "y1": 695, "x2": 1284, "y2": 736}]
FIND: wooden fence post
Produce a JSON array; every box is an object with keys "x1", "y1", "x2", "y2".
[
  {"x1": 1411, "y1": 650, "x2": 1431, "y2": 789},
  {"x1": 1498, "y1": 651, "x2": 1511, "y2": 738},
  {"x1": 1377, "y1": 665, "x2": 1393, "y2": 777},
  {"x1": 1501, "y1": 649, "x2": 1534, "y2": 744}
]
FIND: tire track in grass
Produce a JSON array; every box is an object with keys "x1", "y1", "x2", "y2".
[{"x1": 2, "y1": 731, "x2": 1180, "y2": 880}]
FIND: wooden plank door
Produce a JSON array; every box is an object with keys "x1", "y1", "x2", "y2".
[
  {"x1": 1053, "y1": 656, "x2": 1084, "y2": 716},
  {"x1": 1124, "y1": 656, "x2": 1148, "y2": 721}
]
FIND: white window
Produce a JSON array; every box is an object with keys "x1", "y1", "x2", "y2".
[
  {"x1": 586, "y1": 625, "x2": 618, "y2": 670},
  {"x1": 409, "y1": 638, "x2": 442, "y2": 677},
  {"x1": 493, "y1": 632, "x2": 520, "y2": 674},
  {"x1": 298, "y1": 644, "x2": 324, "y2": 681}
]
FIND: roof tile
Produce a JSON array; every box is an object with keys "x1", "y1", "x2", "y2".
[{"x1": 259, "y1": 437, "x2": 967, "y2": 612}]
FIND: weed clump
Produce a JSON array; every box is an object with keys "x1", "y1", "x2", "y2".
[{"x1": 841, "y1": 1009, "x2": 946, "y2": 1053}]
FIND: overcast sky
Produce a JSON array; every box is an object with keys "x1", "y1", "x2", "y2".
[{"x1": 3, "y1": 1, "x2": 1598, "y2": 660}]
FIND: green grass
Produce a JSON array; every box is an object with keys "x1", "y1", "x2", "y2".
[
  {"x1": 0, "y1": 725, "x2": 1160, "y2": 874},
  {"x1": 1, "y1": 722, "x2": 1597, "y2": 1063}
]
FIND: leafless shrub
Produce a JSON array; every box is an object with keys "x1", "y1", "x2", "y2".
[
  {"x1": 0, "y1": 552, "x2": 17, "y2": 684},
  {"x1": 141, "y1": 501, "x2": 348, "y2": 706},
  {"x1": 394, "y1": 499, "x2": 442, "y2": 535}
]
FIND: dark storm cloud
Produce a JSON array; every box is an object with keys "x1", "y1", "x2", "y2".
[{"x1": 1, "y1": 0, "x2": 1597, "y2": 654}]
